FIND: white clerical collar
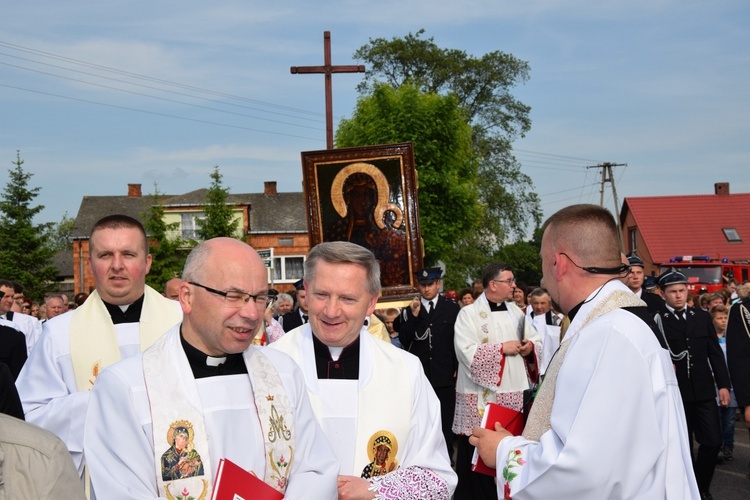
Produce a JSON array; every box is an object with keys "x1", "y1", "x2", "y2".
[
  {"x1": 328, "y1": 346, "x2": 344, "y2": 361},
  {"x1": 206, "y1": 355, "x2": 227, "y2": 367}
]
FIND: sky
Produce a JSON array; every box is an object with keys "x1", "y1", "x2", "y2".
[{"x1": 2, "y1": 1, "x2": 748, "y2": 234}]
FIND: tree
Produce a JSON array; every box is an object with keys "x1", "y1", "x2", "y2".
[
  {"x1": 142, "y1": 184, "x2": 188, "y2": 291},
  {"x1": 197, "y1": 166, "x2": 240, "y2": 240},
  {"x1": 46, "y1": 212, "x2": 76, "y2": 253},
  {"x1": 336, "y1": 84, "x2": 483, "y2": 265},
  {"x1": 351, "y1": 31, "x2": 543, "y2": 278},
  {"x1": 0, "y1": 152, "x2": 57, "y2": 299}
]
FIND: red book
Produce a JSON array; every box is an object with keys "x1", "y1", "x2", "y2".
[
  {"x1": 471, "y1": 402, "x2": 524, "y2": 476},
  {"x1": 211, "y1": 458, "x2": 284, "y2": 500}
]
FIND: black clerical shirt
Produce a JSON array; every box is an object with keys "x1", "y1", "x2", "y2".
[
  {"x1": 180, "y1": 330, "x2": 248, "y2": 379},
  {"x1": 312, "y1": 334, "x2": 359, "y2": 379},
  {"x1": 102, "y1": 294, "x2": 144, "y2": 324}
]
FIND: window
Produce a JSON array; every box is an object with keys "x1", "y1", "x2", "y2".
[
  {"x1": 722, "y1": 228, "x2": 741, "y2": 242},
  {"x1": 628, "y1": 227, "x2": 637, "y2": 253},
  {"x1": 181, "y1": 212, "x2": 206, "y2": 239},
  {"x1": 269, "y1": 255, "x2": 305, "y2": 283}
]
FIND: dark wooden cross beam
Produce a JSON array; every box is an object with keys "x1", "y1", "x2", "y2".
[{"x1": 291, "y1": 31, "x2": 365, "y2": 149}]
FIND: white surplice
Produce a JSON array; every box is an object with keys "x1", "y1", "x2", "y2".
[
  {"x1": 83, "y1": 325, "x2": 339, "y2": 499},
  {"x1": 271, "y1": 325, "x2": 457, "y2": 499},
  {"x1": 15, "y1": 297, "x2": 182, "y2": 474},
  {"x1": 495, "y1": 280, "x2": 699, "y2": 499}
]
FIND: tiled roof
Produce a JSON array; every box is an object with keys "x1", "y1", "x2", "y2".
[
  {"x1": 248, "y1": 192, "x2": 307, "y2": 233},
  {"x1": 622, "y1": 192, "x2": 750, "y2": 264},
  {"x1": 71, "y1": 195, "x2": 154, "y2": 238},
  {"x1": 161, "y1": 189, "x2": 254, "y2": 207}
]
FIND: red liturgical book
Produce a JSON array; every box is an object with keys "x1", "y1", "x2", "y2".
[
  {"x1": 211, "y1": 458, "x2": 284, "y2": 500},
  {"x1": 471, "y1": 402, "x2": 524, "y2": 476}
]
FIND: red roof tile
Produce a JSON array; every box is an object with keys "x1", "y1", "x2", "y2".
[{"x1": 622, "y1": 192, "x2": 750, "y2": 265}]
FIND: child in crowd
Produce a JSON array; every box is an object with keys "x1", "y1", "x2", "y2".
[{"x1": 711, "y1": 305, "x2": 737, "y2": 461}]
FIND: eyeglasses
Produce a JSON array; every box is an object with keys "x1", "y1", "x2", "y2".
[
  {"x1": 491, "y1": 278, "x2": 516, "y2": 286},
  {"x1": 188, "y1": 282, "x2": 271, "y2": 308}
]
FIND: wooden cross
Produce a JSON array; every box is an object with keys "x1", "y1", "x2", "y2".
[{"x1": 291, "y1": 31, "x2": 365, "y2": 149}]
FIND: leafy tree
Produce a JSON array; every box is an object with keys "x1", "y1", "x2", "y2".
[
  {"x1": 142, "y1": 184, "x2": 188, "y2": 291},
  {"x1": 197, "y1": 166, "x2": 240, "y2": 240},
  {"x1": 0, "y1": 152, "x2": 57, "y2": 299},
  {"x1": 336, "y1": 84, "x2": 482, "y2": 264},
  {"x1": 351, "y1": 30, "x2": 543, "y2": 278},
  {"x1": 46, "y1": 212, "x2": 76, "y2": 252}
]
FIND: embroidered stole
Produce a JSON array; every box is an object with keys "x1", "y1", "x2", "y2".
[
  {"x1": 275, "y1": 327, "x2": 411, "y2": 477},
  {"x1": 69, "y1": 286, "x2": 181, "y2": 392},
  {"x1": 523, "y1": 290, "x2": 645, "y2": 441},
  {"x1": 143, "y1": 330, "x2": 294, "y2": 498}
]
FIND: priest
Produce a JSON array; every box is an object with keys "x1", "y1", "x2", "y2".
[
  {"x1": 84, "y1": 238, "x2": 338, "y2": 498},
  {"x1": 470, "y1": 204, "x2": 699, "y2": 499},
  {"x1": 271, "y1": 241, "x2": 457, "y2": 499},
  {"x1": 16, "y1": 215, "x2": 183, "y2": 479}
]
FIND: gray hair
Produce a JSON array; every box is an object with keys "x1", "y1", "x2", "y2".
[
  {"x1": 276, "y1": 293, "x2": 293, "y2": 306},
  {"x1": 304, "y1": 242, "x2": 381, "y2": 296},
  {"x1": 182, "y1": 241, "x2": 213, "y2": 282}
]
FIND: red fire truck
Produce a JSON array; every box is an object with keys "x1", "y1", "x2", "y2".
[{"x1": 658, "y1": 256, "x2": 750, "y2": 294}]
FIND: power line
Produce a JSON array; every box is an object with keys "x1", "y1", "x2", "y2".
[{"x1": 0, "y1": 83, "x2": 323, "y2": 142}]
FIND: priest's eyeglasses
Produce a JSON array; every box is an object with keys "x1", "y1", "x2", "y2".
[
  {"x1": 491, "y1": 278, "x2": 516, "y2": 286},
  {"x1": 188, "y1": 282, "x2": 271, "y2": 308}
]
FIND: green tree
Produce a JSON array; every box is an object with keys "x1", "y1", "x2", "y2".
[
  {"x1": 142, "y1": 184, "x2": 188, "y2": 291},
  {"x1": 351, "y1": 31, "x2": 542, "y2": 277},
  {"x1": 0, "y1": 152, "x2": 57, "y2": 299},
  {"x1": 197, "y1": 166, "x2": 240, "y2": 240},
  {"x1": 46, "y1": 212, "x2": 76, "y2": 252},
  {"x1": 336, "y1": 84, "x2": 483, "y2": 264}
]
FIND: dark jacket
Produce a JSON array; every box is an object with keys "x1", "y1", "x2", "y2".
[
  {"x1": 0, "y1": 324, "x2": 27, "y2": 380},
  {"x1": 656, "y1": 305, "x2": 730, "y2": 402},
  {"x1": 640, "y1": 291, "x2": 665, "y2": 315},
  {"x1": 280, "y1": 308, "x2": 306, "y2": 333},
  {"x1": 397, "y1": 295, "x2": 460, "y2": 388},
  {"x1": 726, "y1": 297, "x2": 750, "y2": 406}
]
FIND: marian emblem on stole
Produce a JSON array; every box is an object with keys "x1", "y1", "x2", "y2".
[{"x1": 361, "y1": 431, "x2": 399, "y2": 479}]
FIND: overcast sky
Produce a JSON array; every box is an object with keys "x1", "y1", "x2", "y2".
[{"x1": 2, "y1": 1, "x2": 748, "y2": 232}]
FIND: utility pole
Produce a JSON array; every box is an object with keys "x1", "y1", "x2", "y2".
[{"x1": 586, "y1": 162, "x2": 627, "y2": 251}]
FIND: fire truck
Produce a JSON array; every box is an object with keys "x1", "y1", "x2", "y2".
[{"x1": 658, "y1": 256, "x2": 750, "y2": 294}]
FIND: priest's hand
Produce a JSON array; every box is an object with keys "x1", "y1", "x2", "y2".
[
  {"x1": 469, "y1": 422, "x2": 512, "y2": 468},
  {"x1": 337, "y1": 475, "x2": 376, "y2": 500},
  {"x1": 718, "y1": 388, "x2": 730, "y2": 406},
  {"x1": 502, "y1": 340, "x2": 523, "y2": 355},
  {"x1": 519, "y1": 339, "x2": 534, "y2": 356}
]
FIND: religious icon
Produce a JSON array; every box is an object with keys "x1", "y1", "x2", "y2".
[
  {"x1": 361, "y1": 431, "x2": 399, "y2": 479},
  {"x1": 161, "y1": 420, "x2": 205, "y2": 481},
  {"x1": 302, "y1": 143, "x2": 423, "y2": 299}
]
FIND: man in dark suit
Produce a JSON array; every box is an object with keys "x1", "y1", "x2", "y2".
[
  {"x1": 626, "y1": 254, "x2": 664, "y2": 313},
  {"x1": 656, "y1": 270, "x2": 731, "y2": 500},
  {"x1": 280, "y1": 279, "x2": 309, "y2": 333},
  {"x1": 397, "y1": 267, "x2": 460, "y2": 459},
  {"x1": 726, "y1": 286, "x2": 750, "y2": 475}
]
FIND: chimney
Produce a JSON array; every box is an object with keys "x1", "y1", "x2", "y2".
[
  {"x1": 714, "y1": 182, "x2": 730, "y2": 196},
  {"x1": 127, "y1": 184, "x2": 142, "y2": 197},
  {"x1": 264, "y1": 181, "x2": 277, "y2": 195}
]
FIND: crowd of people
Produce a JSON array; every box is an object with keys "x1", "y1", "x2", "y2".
[{"x1": 2, "y1": 205, "x2": 750, "y2": 499}]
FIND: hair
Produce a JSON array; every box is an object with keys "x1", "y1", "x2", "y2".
[
  {"x1": 45, "y1": 294, "x2": 64, "y2": 306},
  {"x1": 11, "y1": 281, "x2": 23, "y2": 294},
  {"x1": 528, "y1": 287, "x2": 550, "y2": 300},
  {"x1": 698, "y1": 293, "x2": 711, "y2": 308},
  {"x1": 276, "y1": 293, "x2": 293, "y2": 306},
  {"x1": 0, "y1": 279, "x2": 14, "y2": 290},
  {"x1": 383, "y1": 307, "x2": 400, "y2": 319},
  {"x1": 181, "y1": 240, "x2": 214, "y2": 281},
  {"x1": 74, "y1": 292, "x2": 89, "y2": 306},
  {"x1": 459, "y1": 288, "x2": 473, "y2": 300},
  {"x1": 481, "y1": 263, "x2": 513, "y2": 289},
  {"x1": 737, "y1": 283, "x2": 750, "y2": 300},
  {"x1": 707, "y1": 292, "x2": 726, "y2": 305},
  {"x1": 304, "y1": 241, "x2": 381, "y2": 296},
  {"x1": 709, "y1": 304, "x2": 729, "y2": 317},
  {"x1": 541, "y1": 204, "x2": 621, "y2": 269},
  {"x1": 90, "y1": 214, "x2": 149, "y2": 256}
]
